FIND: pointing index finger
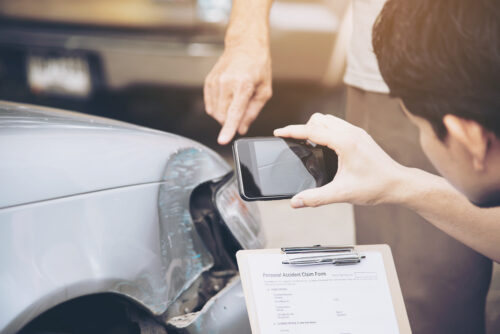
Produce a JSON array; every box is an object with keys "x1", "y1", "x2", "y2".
[{"x1": 217, "y1": 85, "x2": 254, "y2": 145}]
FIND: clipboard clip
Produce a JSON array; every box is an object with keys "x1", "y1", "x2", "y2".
[{"x1": 281, "y1": 245, "x2": 364, "y2": 266}]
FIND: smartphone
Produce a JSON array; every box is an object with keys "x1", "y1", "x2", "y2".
[{"x1": 233, "y1": 137, "x2": 338, "y2": 201}]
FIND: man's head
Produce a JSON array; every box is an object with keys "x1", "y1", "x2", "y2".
[{"x1": 373, "y1": 0, "x2": 500, "y2": 207}]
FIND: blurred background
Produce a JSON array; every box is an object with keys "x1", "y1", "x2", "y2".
[
  {"x1": 0, "y1": 0, "x2": 498, "y2": 332},
  {"x1": 0, "y1": 0, "x2": 351, "y2": 155}
]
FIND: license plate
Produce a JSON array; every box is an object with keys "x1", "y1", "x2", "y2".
[{"x1": 27, "y1": 54, "x2": 92, "y2": 98}]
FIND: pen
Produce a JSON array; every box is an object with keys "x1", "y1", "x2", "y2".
[
  {"x1": 282, "y1": 253, "x2": 365, "y2": 266},
  {"x1": 281, "y1": 245, "x2": 355, "y2": 254}
]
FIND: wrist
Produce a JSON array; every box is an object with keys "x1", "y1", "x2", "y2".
[
  {"x1": 225, "y1": 26, "x2": 270, "y2": 50},
  {"x1": 380, "y1": 166, "x2": 421, "y2": 206},
  {"x1": 225, "y1": 0, "x2": 272, "y2": 46}
]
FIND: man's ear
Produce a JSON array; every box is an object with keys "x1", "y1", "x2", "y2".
[{"x1": 442, "y1": 115, "x2": 489, "y2": 171}]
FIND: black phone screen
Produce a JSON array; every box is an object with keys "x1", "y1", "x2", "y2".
[{"x1": 234, "y1": 138, "x2": 338, "y2": 200}]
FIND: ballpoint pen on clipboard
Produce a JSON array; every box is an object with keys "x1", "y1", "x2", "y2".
[
  {"x1": 281, "y1": 245, "x2": 355, "y2": 254},
  {"x1": 281, "y1": 245, "x2": 365, "y2": 266}
]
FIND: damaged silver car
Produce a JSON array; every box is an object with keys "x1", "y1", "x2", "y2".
[{"x1": 0, "y1": 101, "x2": 264, "y2": 333}]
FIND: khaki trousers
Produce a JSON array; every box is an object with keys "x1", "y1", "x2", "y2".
[{"x1": 345, "y1": 86, "x2": 492, "y2": 334}]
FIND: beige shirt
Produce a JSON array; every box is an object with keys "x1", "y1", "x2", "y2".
[{"x1": 343, "y1": 0, "x2": 390, "y2": 94}]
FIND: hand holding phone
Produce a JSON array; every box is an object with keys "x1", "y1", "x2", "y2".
[
  {"x1": 233, "y1": 137, "x2": 338, "y2": 201},
  {"x1": 274, "y1": 113, "x2": 410, "y2": 209}
]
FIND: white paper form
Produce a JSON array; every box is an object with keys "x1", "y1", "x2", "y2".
[{"x1": 246, "y1": 251, "x2": 400, "y2": 334}]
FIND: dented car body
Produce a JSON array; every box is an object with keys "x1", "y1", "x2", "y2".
[{"x1": 0, "y1": 101, "x2": 264, "y2": 333}]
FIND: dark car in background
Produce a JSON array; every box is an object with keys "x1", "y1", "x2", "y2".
[{"x1": 0, "y1": 0, "x2": 230, "y2": 99}]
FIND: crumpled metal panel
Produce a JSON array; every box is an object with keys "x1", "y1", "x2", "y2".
[
  {"x1": 130, "y1": 147, "x2": 229, "y2": 313},
  {"x1": 110, "y1": 147, "x2": 230, "y2": 314}
]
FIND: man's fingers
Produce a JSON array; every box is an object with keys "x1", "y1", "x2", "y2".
[
  {"x1": 238, "y1": 86, "x2": 272, "y2": 135},
  {"x1": 214, "y1": 82, "x2": 232, "y2": 125},
  {"x1": 273, "y1": 125, "x2": 309, "y2": 139},
  {"x1": 238, "y1": 99, "x2": 265, "y2": 135},
  {"x1": 217, "y1": 86, "x2": 253, "y2": 144},
  {"x1": 290, "y1": 183, "x2": 341, "y2": 208},
  {"x1": 274, "y1": 114, "x2": 329, "y2": 139},
  {"x1": 204, "y1": 77, "x2": 214, "y2": 115},
  {"x1": 275, "y1": 113, "x2": 356, "y2": 152}
]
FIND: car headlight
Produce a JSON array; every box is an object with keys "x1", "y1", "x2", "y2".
[{"x1": 214, "y1": 175, "x2": 265, "y2": 250}]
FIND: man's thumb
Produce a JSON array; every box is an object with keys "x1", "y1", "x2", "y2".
[{"x1": 290, "y1": 185, "x2": 337, "y2": 208}]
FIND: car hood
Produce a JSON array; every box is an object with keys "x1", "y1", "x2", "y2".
[{"x1": 0, "y1": 101, "x2": 229, "y2": 209}]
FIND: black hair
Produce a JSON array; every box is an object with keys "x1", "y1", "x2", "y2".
[{"x1": 373, "y1": 0, "x2": 500, "y2": 140}]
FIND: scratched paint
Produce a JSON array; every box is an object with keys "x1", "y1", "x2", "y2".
[
  {"x1": 110, "y1": 148, "x2": 230, "y2": 315},
  {"x1": 155, "y1": 148, "x2": 230, "y2": 312}
]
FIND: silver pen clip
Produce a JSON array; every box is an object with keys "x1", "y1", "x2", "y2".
[{"x1": 282, "y1": 252, "x2": 365, "y2": 266}]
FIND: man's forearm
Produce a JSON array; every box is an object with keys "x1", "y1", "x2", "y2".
[
  {"x1": 225, "y1": 0, "x2": 274, "y2": 48},
  {"x1": 392, "y1": 167, "x2": 500, "y2": 262}
]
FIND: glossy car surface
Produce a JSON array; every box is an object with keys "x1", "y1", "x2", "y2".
[{"x1": 0, "y1": 101, "x2": 264, "y2": 333}]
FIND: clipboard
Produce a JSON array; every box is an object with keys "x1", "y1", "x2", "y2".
[{"x1": 237, "y1": 244, "x2": 411, "y2": 334}]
